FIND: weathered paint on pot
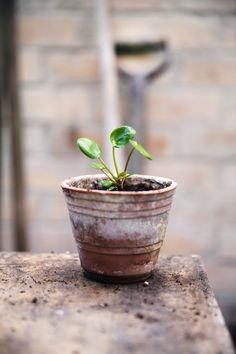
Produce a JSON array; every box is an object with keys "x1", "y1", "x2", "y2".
[{"x1": 61, "y1": 174, "x2": 177, "y2": 283}]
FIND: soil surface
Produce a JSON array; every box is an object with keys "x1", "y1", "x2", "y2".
[{"x1": 71, "y1": 177, "x2": 172, "y2": 192}]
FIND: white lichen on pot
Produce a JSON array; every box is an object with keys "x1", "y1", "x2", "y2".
[{"x1": 61, "y1": 126, "x2": 177, "y2": 283}]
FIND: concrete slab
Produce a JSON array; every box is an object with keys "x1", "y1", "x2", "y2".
[{"x1": 0, "y1": 253, "x2": 234, "y2": 354}]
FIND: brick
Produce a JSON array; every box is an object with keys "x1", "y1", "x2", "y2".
[
  {"x1": 161, "y1": 221, "x2": 214, "y2": 255},
  {"x1": 212, "y1": 168, "x2": 236, "y2": 227},
  {"x1": 145, "y1": 159, "x2": 216, "y2": 192},
  {"x1": 24, "y1": 122, "x2": 102, "y2": 154},
  {"x1": 46, "y1": 52, "x2": 99, "y2": 83},
  {"x1": 167, "y1": 92, "x2": 235, "y2": 157},
  {"x1": 28, "y1": 223, "x2": 76, "y2": 253},
  {"x1": 18, "y1": 0, "x2": 95, "y2": 13},
  {"x1": 146, "y1": 159, "x2": 236, "y2": 259},
  {"x1": 42, "y1": 195, "x2": 70, "y2": 221},
  {"x1": 87, "y1": 91, "x2": 105, "y2": 123},
  {"x1": 25, "y1": 160, "x2": 61, "y2": 191},
  {"x1": 25, "y1": 193, "x2": 68, "y2": 223},
  {"x1": 178, "y1": 56, "x2": 236, "y2": 85},
  {"x1": 204, "y1": 131, "x2": 236, "y2": 156},
  {"x1": 18, "y1": 51, "x2": 42, "y2": 82},
  {"x1": 113, "y1": 15, "x2": 219, "y2": 49},
  {"x1": 145, "y1": 130, "x2": 176, "y2": 157},
  {"x1": 1, "y1": 192, "x2": 11, "y2": 222},
  {"x1": 24, "y1": 194, "x2": 45, "y2": 223},
  {"x1": 1, "y1": 224, "x2": 14, "y2": 251},
  {"x1": 113, "y1": 17, "x2": 158, "y2": 44},
  {"x1": 146, "y1": 134, "x2": 169, "y2": 156},
  {"x1": 146, "y1": 89, "x2": 220, "y2": 122},
  {"x1": 1, "y1": 183, "x2": 12, "y2": 250},
  {"x1": 145, "y1": 159, "x2": 216, "y2": 226},
  {"x1": 146, "y1": 160, "x2": 218, "y2": 255},
  {"x1": 216, "y1": 222, "x2": 236, "y2": 260},
  {"x1": 112, "y1": 0, "x2": 236, "y2": 13},
  {"x1": 49, "y1": 126, "x2": 103, "y2": 155},
  {"x1": 18, "y1": 15, "x2": 83, "y2": 46},
  {"x1": 207, "y1": 191, "x2": 236, "y2": 260},
  {"x1": 223, "y1": 164, "x2": 236, "y2": 190},
  {"x1": 25, "y1": 154, "x2": 90, "y2": 192},
  {"x1": 157, "y1": 17, "x2": 219, "y2": 49},
  {"x1": 205, "y1": 261, "x2": 236, "y2": 305},
  {"x1": 181, "y1": 0, "x2": 236, "y2": 14},
  {"x1": 220, "y1": 17, "x2": 236, "y2": 48},
  {"x1": 221, "y1": 93, "x2": 236, "y2": 128},
  {"x1": 112, "y1": 0, "x2": 162, "y2": 10},
  {"x1": 21, "y1": 88, "x2": 91, "y2": 122},
  {"x1": 179, "y1": 126, "x2": 236, "y2": 158},
  {"x1": 24, "y1": 125, "x2": 49, "y2": 153}
]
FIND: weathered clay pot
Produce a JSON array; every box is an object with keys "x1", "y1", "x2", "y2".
[{"x1": 61, "y1": 174, "x2": 177, "y2": 284}]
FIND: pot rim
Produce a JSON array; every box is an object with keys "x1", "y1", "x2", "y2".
[{"x1": 61, "y1": 174, "x2": 177, "y2": 196}]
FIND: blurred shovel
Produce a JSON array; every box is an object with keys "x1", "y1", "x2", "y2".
[{"x1": 115, "y1": 40, "x2": 170, "y2": 173}]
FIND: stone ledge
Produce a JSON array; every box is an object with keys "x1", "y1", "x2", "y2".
[{"x1": 0, "y1": 253, "x2": 234, "y2": 354}]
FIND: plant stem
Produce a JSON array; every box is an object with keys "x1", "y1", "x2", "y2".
[
  {"x1": 101, "y1": 169, "x2": 116, "y2": 183},
  {"x1": 124, "y1": 147, "x2": 135, "y2": 173},
  {"x1": 112, "y1": 146, "x2": 119, "y2": 177},
  {"x1": 98, "y1": 157, "x2": 117, "y2": 181},
  {"x1": 120, "y1": 178, "x2": 125, "y2": 191}
]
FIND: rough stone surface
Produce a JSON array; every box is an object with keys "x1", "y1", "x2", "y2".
[{"x1": 0, "y1": 253, "x2": 234, "y2": 354}]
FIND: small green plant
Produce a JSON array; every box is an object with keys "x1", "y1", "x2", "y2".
[{"x1": 76, "y1": 125, "x2": 152, "y2": 191}]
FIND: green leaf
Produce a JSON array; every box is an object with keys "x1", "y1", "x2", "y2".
[
  {"x1": 118, "y1": 172, "x2": 127, "y2": 178},
  {"x1": 90, "y1": 162, "x2": 104, "y2": 170},
  {"x1": 118, "y1": 172, "x2": 130, "y2": 179},
  {"x1": 77, "y1": 138, "x2": 101, "y2": 159},
  {"x1": 110, "y1": 126, "x2": 136, "y2": 148},
  {"x1": 108, "y1": 186, "x2": 116, "y2": 191},
  {"x1": 101, "y1": 180, "x2": 114, "y2": 189},
  {"x1": 130, "y1": 140, "x2": 152, "y2": 160}
]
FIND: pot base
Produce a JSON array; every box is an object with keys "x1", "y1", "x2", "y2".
[{"x1": 83, "y1": 269, "x2": 153, "y2": 284}]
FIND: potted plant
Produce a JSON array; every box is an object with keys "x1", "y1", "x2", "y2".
[{"x1": 61, "y1": 126, "x2": 177, "y2": 283}]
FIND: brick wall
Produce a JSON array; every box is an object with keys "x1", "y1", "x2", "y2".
[{"x1": 2, "y1": 0, "x2": 236, "y2": 316}]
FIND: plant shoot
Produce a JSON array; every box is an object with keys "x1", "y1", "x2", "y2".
[{"x1": 76, "y1": 126, "x2": 152, "y2": 190}]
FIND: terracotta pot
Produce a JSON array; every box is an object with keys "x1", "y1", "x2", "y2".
[{"x1": 61, "y1": 174, "x2": 177, "y2": 284}]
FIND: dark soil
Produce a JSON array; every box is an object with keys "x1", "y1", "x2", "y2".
[{"x1": 79, "y1": 178, "x2": 172, "y2": 192}]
